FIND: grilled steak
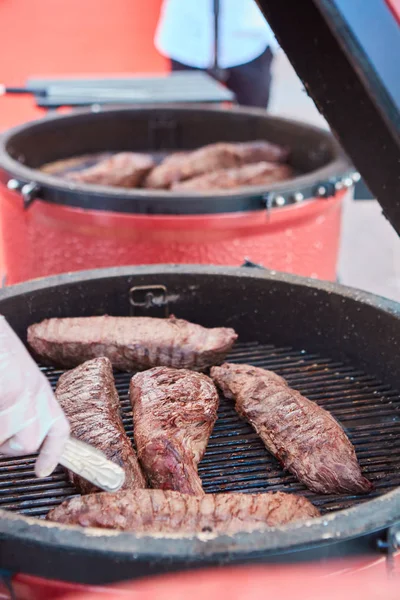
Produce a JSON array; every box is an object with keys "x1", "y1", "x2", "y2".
[
  {"x1": 144, "y1": 141, "x2": 289, "y2": 189},
  {"x1": 28, "y1": 315, "x2": 237, "y2": 372},
  {"x1": 64, "y1": 152, "x2": 155, "y2": 188},
  {"x1": 211, "y1": 363, "x2": 373, "y2": 495},
  {"x1": 47, "y1": 489, "x2": 320, "y2": 533},
  {"x1": 55, "y1": 357, "x2": 145, "y2": 493},
  {"x1": 40, "y1": 153, "x2": 111, "y2": 176},
  {"x1": 130, "y1": 367, "x2": 219, "y2": 495},
  {"x1": 171, "y1": 162, "x2": 292, "y2": 192}
]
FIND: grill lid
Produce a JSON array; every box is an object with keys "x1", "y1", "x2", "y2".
[{"x1": 257, "y1": 0, "x2": 400, "y2": 235}]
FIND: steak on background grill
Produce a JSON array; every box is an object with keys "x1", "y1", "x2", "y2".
[
  {"x1": 211, "y1": 363, "x2": 373, "y2": 495},
  {"x1": 64, "y1": 152, "x2": 155, "y2": 188},
  {"x1": 171, "y1": 162, "x2": 292, "y2": 192},
  {"x1": 130, "y1": 367, "x2": 219, "y2": 495},
  {"x1": 144, "y1": 140, "x2": 289, "y2": 189},
  {"x1": 40, "y1": 153, "x2": 111, "y2": 176},
  {"x1": 47, "y1": 488, "x2": 320, "y2": 533},
  {"x1": 55, "y1": 357, "x2": 145, "y2": 493},
  {"x1": 28, "y1": 315, "x2": 237, "y2": 372}
]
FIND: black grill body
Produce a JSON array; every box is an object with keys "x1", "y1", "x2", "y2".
[{"x1": 0, "y1": 265, "x2": 399, "y2": 583}]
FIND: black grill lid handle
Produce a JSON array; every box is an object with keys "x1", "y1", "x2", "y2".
[{"x1": 256, "y1": 0, "x2": 400, "y2": 235}]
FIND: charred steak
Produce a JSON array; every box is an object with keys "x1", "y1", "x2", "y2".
[
  {"x1": 130, "y1": 367, "x2": 219, "y2": 495},
  {"x1": 211, "y1": 363, "x2": 372, "y2": 495},
  {"x1": 144, "y1": 140, "x2": 289, "y2": 189},
  {"x1": 47, "y1": 488, "x2": 320, "y2": 533},
  {"x1": 171, "y1": 162, "x2": 292, "y2": 192},
  {"x1": 64, "y1": 152, "x2": 155, "y2": 188},
  {"x1": 55, "y1": 357, "x2": 145, "y2": 493},
  {"x1": 28, "y1": 315, "x2": 237, "y2": 372}
]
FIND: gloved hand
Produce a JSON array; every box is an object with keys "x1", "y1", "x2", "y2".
[{"x1": 0, "y1": 315, "x2": 70, "y2": 478}]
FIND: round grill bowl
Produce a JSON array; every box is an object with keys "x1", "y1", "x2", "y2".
[
  {"x1": 0, "y1": 106, "x2": 353, "y2": 284},
  {"x1": 0, "y1": 264, "x2": 399, "y2": 585}
]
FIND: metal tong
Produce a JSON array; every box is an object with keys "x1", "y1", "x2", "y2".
[{"x1": 59, "y1": 437, "x2": 125, "y2": 493}]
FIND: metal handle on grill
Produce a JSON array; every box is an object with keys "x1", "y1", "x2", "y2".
[{"x1": 59, "y1": 437, "x2": 125, "y2": 493}]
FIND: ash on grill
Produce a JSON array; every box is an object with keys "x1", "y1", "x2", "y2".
[{"x1": 1, "y1": 342, "x2": 399, "y2": 518}]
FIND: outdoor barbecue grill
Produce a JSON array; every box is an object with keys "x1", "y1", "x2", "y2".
[
  {"x1": 0, "y1": 264, "x2": 400, "y2": 586},
  {"x1": 0, "y1": 0, "x2": 399, "y2": 595},
  {"x1": 0, "y1": 105, "x2": 352, "y2": 284}
]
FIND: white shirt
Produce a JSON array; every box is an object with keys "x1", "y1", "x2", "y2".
[{"x1": 155, "y1": 0, "x2": 278, "y2": 69}]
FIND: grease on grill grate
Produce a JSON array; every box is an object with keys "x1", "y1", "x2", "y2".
[{"x1": 1, "y1": 342, "x2": 400, "y2": 518}]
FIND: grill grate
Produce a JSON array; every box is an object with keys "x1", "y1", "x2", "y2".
[{"x1": 1, "y1": 341, "x2": 400, "y2": 518}]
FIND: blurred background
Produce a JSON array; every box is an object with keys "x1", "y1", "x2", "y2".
[{"x1": 0, "y1": 0, "x2": 398, "y2": 299}]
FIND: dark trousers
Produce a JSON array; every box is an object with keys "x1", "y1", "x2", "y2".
[{"x1": 171, "y1": 46, "x2": 273, "y2": 108}]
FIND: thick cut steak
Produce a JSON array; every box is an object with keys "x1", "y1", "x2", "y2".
[
  {"x1": 130, "y1": 367, "x2": 219, "y2": 495},
  {"x1": 47, "y1": 489, "x2": 320, "y2": 533},
  {"x1": 55, "y1": 357, "x2": 145, "y2": 493},
  {"x1": 211, "y1": 363, "x2": 372, "y2": 495},
  {"x1": 28, "y1": 315, "x2": 237, "y2": 372},
  {"x1": 171, "y1": 162, "x2": 292, "y2": 191},
  {"x1": 64, "y1": 152, "x2": 155, "y2": 188},
  {"x1": 40, "y1": 153, "x2": 110, "y2": 176},
  {"x1": 144, "y1": 141, "x2": 289, "y2": 189}
]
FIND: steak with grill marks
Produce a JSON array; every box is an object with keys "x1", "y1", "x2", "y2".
[
  {"x1": 211, "y1": 363, "x2": 373, "y2": 495},
  {"x1": 41, "y1": 153, "x2": 111, "y2": 176},
  {"x1": 144, "y1": 140, "x2": 289, "y2": 189},
  {"x1": 130, "y1": 367, "x2": 219, "y2": 495},
  {"x1": 28, "y1": 315, "x2": 237, "y2": 372},
  {"x1": 47, "y1": 488, "x2": 320, "y2": 532},
  {"x1": 64, "y1": 152, "x2": 155, "y2": 188},
  {"x1": 55, "y1": 357, "x2": 146, "y2": 494},
  {"x1": 171, "y1": 162, "x2": 292, "y2": 192}
]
